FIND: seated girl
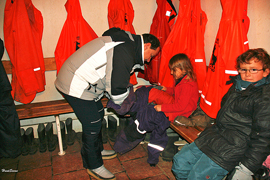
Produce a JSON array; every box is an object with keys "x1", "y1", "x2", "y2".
[{"x1": 150, "y1": 53, "x2": 199, "y2": 122}]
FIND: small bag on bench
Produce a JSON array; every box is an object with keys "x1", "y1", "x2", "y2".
[{"x1": 174, "y1": 104, "x2": 215, "y2": 128}]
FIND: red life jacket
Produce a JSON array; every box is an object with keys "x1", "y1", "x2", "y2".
[
  {"x1": 107, "y1": 0, "x2": 137, "y2": 85},
  {"x1": 158, "y1": 0, "x2": 207, "y2": 90},
  {"x1": 55, "y1": 0, "x2": 98, "y2": 74},
  {"x1": 4, "y1": 0, "x2": 45, "y2": 104},
  {"x1": 137, "y1": 0, "x2": 177, "y2": 84},
  {"x1": 200, "y1": 0, "x2": 249, "y2": 118}
]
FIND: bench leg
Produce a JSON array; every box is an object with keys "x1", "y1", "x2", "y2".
[{"x1": 55, "y1": 115, "x2": 66, "y2": 156}]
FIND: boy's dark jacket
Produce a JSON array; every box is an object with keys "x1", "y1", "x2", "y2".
[{"x1": 195, "y1": 75, "x2": 270, "y2": 173}]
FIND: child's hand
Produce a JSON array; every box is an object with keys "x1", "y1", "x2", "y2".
[
  {"x1": 161, "y1": 86, "x2": 167, "y2": 91},
  {"x1": 154, "y1": 105, "x2": 162, "y2": 112}
]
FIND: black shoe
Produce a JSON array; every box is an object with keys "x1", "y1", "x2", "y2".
[
  {"x1": 60, "y1": 121, "x2": 67, "y2": 150},
  {"x1": 25, "y1": 127, "x2": 37, "y2": 155},
  {"x1": 65, "y1": 118, "x2": 76, "y2": 146},
  {"x1": 101, "y1": 118, "x2": 108, "y2": 144},
  {"x1": 37, "y1": 123, "x2": 47, "y2": 153},
  {"x1": 45, "y1": 122, "x2": 57, "y2": 152},
  {"x1": 161, "y1": 133, "x2": 179, "y2": 161},
  {"x1": 20, "y1": 128, "x2": 29, "y2": 156},
  {"x1": 107, "y1": 116, "x2": 117, "y2": 142}
]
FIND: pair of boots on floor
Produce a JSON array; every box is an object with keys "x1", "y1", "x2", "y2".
[
  {"x1": 101, "y1": 115, "x2": 131, "y2": 143},
  {"x1": 57, "y1": 118, "x2": 76, "y2": 151},
  {"x1": 20, "y1": 118, "x2": 76, "y2": 155}
]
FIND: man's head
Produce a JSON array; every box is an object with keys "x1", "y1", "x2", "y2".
[
  {"x1": 236, "y1": 48, "x2": 270, "y2": 82},
  {"x1": 142, "y1": 34, "x2": 160, "y2": 62}
]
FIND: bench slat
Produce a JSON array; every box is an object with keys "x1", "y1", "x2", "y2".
[
  {"x1": 16, "y1": 98, "x2": 108, "y2": 120},
  {"x1": 170, "y1": 123, "x2": 201, "y2": 143},
  {"x1": 3, "y1": 57, "x2": 56, "y2": 74}
]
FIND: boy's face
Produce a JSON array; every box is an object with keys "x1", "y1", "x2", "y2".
[
  {"x1": 239, "y1": 59, "x2": 269, "y2": 82},
  {"x1": 170, "y1": 67, "x2": 186, "y2": 80}
]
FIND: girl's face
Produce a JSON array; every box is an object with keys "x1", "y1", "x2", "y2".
[
  {"x1": 239, "y1": 59, "x2": 269, "y2": 82},
  {"x1": 170, "y1": 67, "x2": 186, "y2": 80}
]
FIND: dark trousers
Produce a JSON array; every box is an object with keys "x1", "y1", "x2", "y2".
[{"x1": 62, "y1": 92, "x2": 105, "y2": 169}]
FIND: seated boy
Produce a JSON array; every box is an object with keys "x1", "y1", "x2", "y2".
[{"x1": 172, "y1": 48, "x2": 270, "y2": 180}]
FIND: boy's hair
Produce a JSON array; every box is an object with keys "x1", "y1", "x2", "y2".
[
  {"x1": 236, "y1": 48, "x2": 270, "y2": 70},
  {"x1": 142, "y1": 34, "x2": 160, "y2": 50},
  {"x1": 169, "y1": 53, "x2": 197, "y2": 81}
]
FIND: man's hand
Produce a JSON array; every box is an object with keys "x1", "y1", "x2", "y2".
[{"x1": 154, "y1": 105, "x2": 162, "y2": 112}]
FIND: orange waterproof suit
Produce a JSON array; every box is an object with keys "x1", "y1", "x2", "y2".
[
  {"x1": 200, "y1": 0, "x2": 249, "y2": 118},
  {"x1": 4, "y1": 0, "x2": 45, "y2": 104},
  {"x1": 158, "y1": 0, "x2": 207, "y2": 92},
  {"x1": 55, "y1": 0, "x2": 98, "y2": 74},
  {"x1": 107, "y1": 0, "x2": 137, "y2": 85},
  {"x1": 137, "y1": 0, "x2": 177, "y2": 84}
]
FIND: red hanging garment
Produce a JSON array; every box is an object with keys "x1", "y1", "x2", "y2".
[
  {"x1": 4, "y1": 0, "x2": 45, "y2": 104},
  {"x1": 193, "y1": 0, "x2": 208, "y2": 93},
  {"x1": 137, "y1": 0, "x2": 177, "y2": 84},
  {"x1": 200, "y1": 0, "x2": 249, "y2": 118},
  {"x1": 158, "y1": 0, "x2": 207, "y2": 89},
  {"x1": 55, "y1": 0, "x2": 98, "y2": 74},
  {"x1": 107, "y1": 0, "x2": 137, "y2": 85}
]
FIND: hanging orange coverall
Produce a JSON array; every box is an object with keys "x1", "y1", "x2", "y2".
[
  {"x1": 158, "y1": 0, "x2": 207, "y2": 92},
  {"x1": 200, "y1": 0, "x2": 249, "y2": 118},
  {"x1": 107, "y1": 0, "x2": 137, "y2": 85},
  {"x1": 55, "y1": 0, "x2": 98, "y2": 74},
  {"x1": 4, "y1": 0, "x2": 45, "y2": 104},
  {"x1": 137, "y1": 0, "x2": 177, "y2": 84}
]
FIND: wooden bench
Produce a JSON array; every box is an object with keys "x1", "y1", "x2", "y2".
[
  {"x1": 170, "y1": 123, "x2": 203, "y2": 143},
  {"x1": 3, "y1": 58, "x2": 108, "y2": 156}
]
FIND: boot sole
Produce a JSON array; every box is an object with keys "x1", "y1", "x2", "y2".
[
  {"x1": 87, "y1": 169, "x2": 116, "y2": 180},
  {"x1": 102, "y1": 153, "x2": 117, "y2": 160},
  {"x1": 162, "y1": 157, "x2": 173, "y2": 162}
]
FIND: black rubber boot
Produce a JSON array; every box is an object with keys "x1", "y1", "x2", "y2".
[
  {"x1": 125, "y1": 117, "x2": 133, "y2": 126},
  {"x1": 60, "y1": 121, "x2": 67, "y2": 150},
  {"x1": 161, "y1": 133, "x2": 179, "y2": 161},
  {"x1": 107, "y1": 115, "x2": 117, "y2": 142},
  {"x1": 37, "y1": 123, "x2": 47, "y2": 153},
  {"x1": 65, "y1": 118, "x2": 76, "y2": 146},
  {"x1": 102, "y1": 118, "x2": 108, "y2": 144},
  {"x1": 20, "y1": 128, "x2": 29, "y2": 156},
  {"x1": 45, "y1": 122, "x2": 57, "y2": 152},
  {"x1": 25, "y1": 127, "x2": 37, "y2": 155},
  {"x1": 144, "y1": 132, "x2": 151, "y2": 143},
  {"x1": 116, "y1": 117, "x2": 128, "y2": 136}
]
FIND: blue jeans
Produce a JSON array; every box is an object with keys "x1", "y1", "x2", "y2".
[{"x1": 172, "y1": 142, "x2": 228, "y2": 180}]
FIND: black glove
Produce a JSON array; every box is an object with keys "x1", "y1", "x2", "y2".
[{"x1": 152, "y1": 85, "x2": 163, "y2": 90}]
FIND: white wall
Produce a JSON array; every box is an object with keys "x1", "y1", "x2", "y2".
[{"x1": 0, "y1": 0, "x2": 269, "y2": 134}]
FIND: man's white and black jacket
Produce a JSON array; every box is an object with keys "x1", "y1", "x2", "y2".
[{"x1": 55, "y1": 28, "x2": 144, "y2": 105}]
